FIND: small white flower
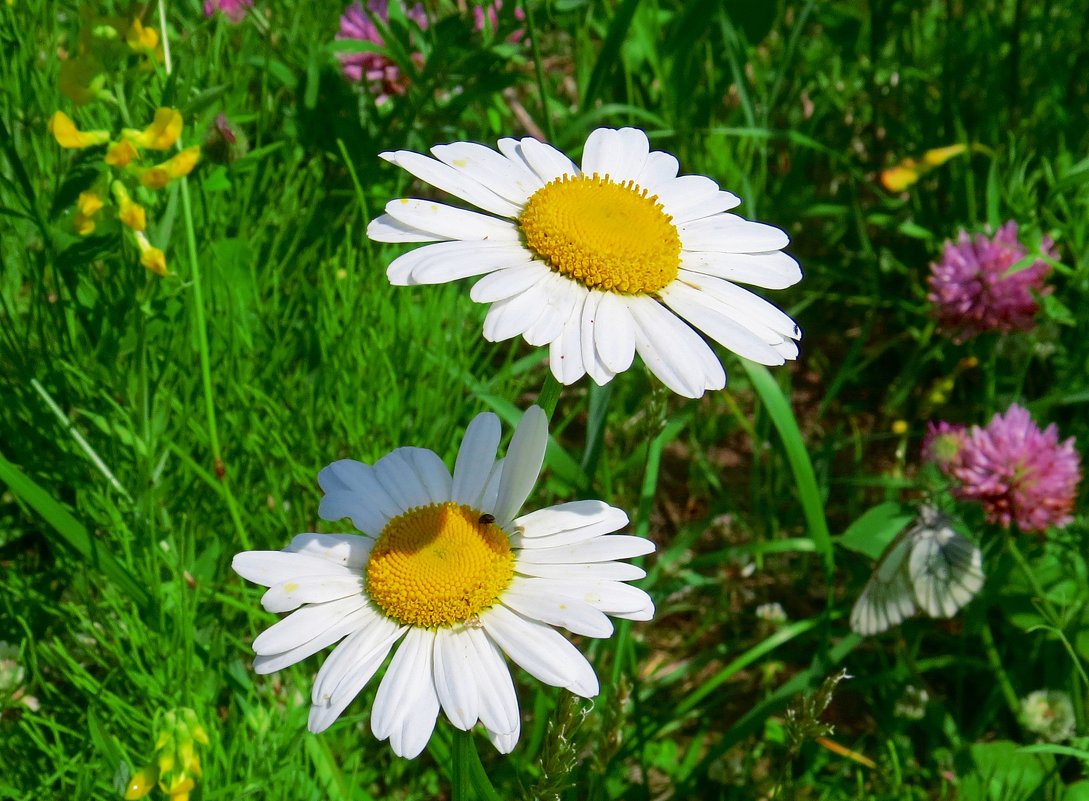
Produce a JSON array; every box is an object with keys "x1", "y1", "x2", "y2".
[
  {"x1": 755, "y1": 602, "x2": 787, "y2": 624},
  {"x1": 233, "y1": 406, "x2": 655, "y2": 758},
  {"x1": 367, "y1": 127, "x2": 802, "y2": 398},
  {"x1": 1021, "y1": 689, "x2": 1076, "y2": 742}
]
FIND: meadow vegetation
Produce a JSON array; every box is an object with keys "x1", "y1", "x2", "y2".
[{"x1": 2, "y1": 0, "x2": 1089, "y2": 798}]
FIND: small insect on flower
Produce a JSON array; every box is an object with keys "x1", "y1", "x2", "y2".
[
  {"x1": 479, "y1": 513, "x2": 496, "y2": 525},
  {"x1": 849, "y1": 506, "x2": 984, "y2": 636}
]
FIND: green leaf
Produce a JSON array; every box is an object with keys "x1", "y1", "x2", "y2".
[
  {"x1": 0, "y1": 452, "x2": 154, "y2": 614},
  {"x1": 837, "y1": 502, "x2": 913, "y2": 560},
  {"x1": 956, "y1": 740, "x2": 1054, "y2": 801},
  {"x1": 742, "y1": 361, "x2": 833, "y2": 575}
]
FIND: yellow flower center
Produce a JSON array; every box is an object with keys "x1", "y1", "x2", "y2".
[
  {"x1": 518, "y1": 173, "x2": 682, "y2": 294},
  {"x1": 366, "y1": 502, "x2": 514, "y2": 628}
]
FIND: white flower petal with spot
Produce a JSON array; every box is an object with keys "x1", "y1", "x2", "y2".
[
  {"x1": 232, "y1": 407, "x2": 654, "y2": 758},
  {"x1": 368, "y1": 127, "x2": 801, "y2": 398}
]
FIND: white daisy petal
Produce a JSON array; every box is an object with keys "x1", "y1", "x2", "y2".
[
  {"x1": 432, "y1": 627, "x2": 481, "y2": 730},
  {"x1": 479, "y1": 456, "x2": 505, "y2": 513},
  {"x1": 317, "y1": 460, "x2": 400, "y2": 534},
  {"x1": 523, "y1": 274, "x2": 579, "y2": 347},
  {"x1": 254, "y1": 602, "x2": 377, "y2": 674},
  {"x1": 549, "y1": 293, "x2": 589, "y2": 385},
  {"x1": 593, "y1": 292, "x2": 636, "y2": 374},
  {"x1": 625, "y1": 295, "x2": 723, "y2": 398},
  {"x1": 487, "y1": 729, "x2": 519, "y2": 755},
  {"x1": 681, "y1": 249, "x2": 803, "y2": 290},
  {"x1": 515, "y1": 559, "x2": 647, "y2": 582},
  {"x1": 254, "y1": 595, "x2": 369, "y2": 656},
  {"x1": 482, "y1": 283, "x2": 551, "y2": 343},
  {"x1": 581, "y1": 127, "x2": 649, "y2": 182},
  {"x1": 521, "y1": 578, "x2": 655, "y2": 620},
  {"x1": 635, "y1": 150, "x2": 680, "y2": 190},
  {"x1": 496, "y1": 138, "x2": 534, "y2": 174},
  {"x1": 373, "y1": 449, "x2": 432, "y2": 512},
  {"x1": 516, "y1": 534, "x2": 656, "y2": 565},
  {"x1": 401, "y1": 447, "x2": 453, "y2": 505},
  {"x1": 378, "y1": 150, "x2": 521, "y2": 218},
  {"x1": 470, "y1": 630, "x2": 520, "y2": 740},
  {"x1": 580, "y1": 291, "x2": 618, "y2": 387},
  {"x1": 431, "y1": 142, "x2": 542, "y2": 206},
  {"x1": 470, "y1": 262, "x2": 552, "y2": 304},
  {"x1": 232, "y1": 551, "x2": 355, "y2": 587},
  {"x1": 388, "y1": 240, "x2": 531, "y2": 286},
  {"x1": 515, "y1": 500, "x2": 625, "y2": 538},
  {"x1": 661, "y1": 283, "x2": 788, "y2": 365},
  {"x1": 493, "y1": 406, "x2": 548, "y2": 526},
  {"x1": 679, "y1": 214, "x2": 790, "y2": 253},
  {"x1": 261, "y1": 574, "x2": 365, "y2": 614},
  {"x1": 450, "y1": 413, "x2": 501, "y2": 508},
  {"x1": 656, "y1": 175, "x2": 741, "y2": 223},
  {"x1": 513, "y1": 506, "x2": 629, "y2": 550},
  {"x1": 308, "y1": 619, "x2": 406, "y2": 733},
  {"x1": 384, "y1": 199, "x2": 521, "y2": 244},
  {"x1": 503, "y1": 578, "x2": 614, "y2": 637},
  {"x1": 482, "y1": 605, "x2": 599, "y2": 697},
  {"x1": 285, "y1": 533, "x2": 375, "y2": 567},
  {"x1": 679, "y1": 271, "x2": 801, "y2": 340},
  {"x1": 518, "y1": 137, "x2": 580, "y2": 183},
  {"x1": 367, "y1": 213, "x2": 444, "y2": 244},
  {"x1": 374, "y1": 631, "x2": 437, "y2": 744}
]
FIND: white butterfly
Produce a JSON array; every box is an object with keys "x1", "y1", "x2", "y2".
[{"x1": 849, "y1": 506, "x2": 985, "y2": 636}]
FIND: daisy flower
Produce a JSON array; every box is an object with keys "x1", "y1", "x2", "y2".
[
  {"x1": 232, "y1": 407, "x2": 655, "y2": 758},
  {"x1": 367, "y1": 128, "x2": 802, "y2": 398}
]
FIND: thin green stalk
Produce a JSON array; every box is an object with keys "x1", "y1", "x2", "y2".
[
  {"x1": 536, "y1": 372, "x2": 563, "y2": 419},
  {"x1": 980, "y1": 620, "x2": 1022, "y2": 725},
  {"x1": 451, "y1": 730, "x2": 502, "y2": 801},
  {"x1": 157, "y1": 0, "x2": 249, "y2": 548}
]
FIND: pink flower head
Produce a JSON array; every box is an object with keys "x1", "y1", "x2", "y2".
[
  {"x1": 472, "y1": 1, "x2": 526, "y2": 42},
  {"x1": 927, "y1": 222, "x2": 1057, "y2": 341},
  {"x1": 203, "y1": 0, "x2": 252, "y2": 23},
  {"x1": 922, "y1": 420, "x2": 967, "y2": 472},
  {"x1": 946, "y1": 404, "x2": 1081, "y2": 533},
  {"x1": 337, "y1": 1, "x2": 428, "y2": 101}
]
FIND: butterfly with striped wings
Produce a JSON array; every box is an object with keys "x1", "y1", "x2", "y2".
[{"x1": 849, "y1": 505, "x2": 985, "y2": 636}]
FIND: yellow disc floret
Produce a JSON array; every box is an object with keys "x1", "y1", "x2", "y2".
[
  {"x1": 518, "y1": 173, "x2": 682, "y2": 295},
  {"x1": 367, "y1": 502, "x2": 514, "y2": 628}
]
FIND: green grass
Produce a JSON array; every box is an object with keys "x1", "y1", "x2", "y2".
[{"x1": 2, "y1": 0, "x2": 1089, "y2": 799}]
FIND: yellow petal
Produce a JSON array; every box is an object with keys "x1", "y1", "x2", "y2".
[
  {"x1": 922, "y1": 144, "x2": 968, "y2": 166},
  {"x1": 49, "y1": 111, "x2": 110, "y2": 149},
  {"x1": 124, "y1": 766, "x2": 159, "y2": 800},
  {"x1": 879, "y1": 162, "x2": 920, "y2": 192},
  {"x1": 126, "y1": 18, "x2": 159, "y2": 52},
  {"x1": 77, "y1": 191, "x2": 104, "y2": 217},
  {"x1": 119, "y1": 200, "x2": 147, "y2": 231},
  {"x1": 124, "y1": 108, "x2": 183, "y2": 150},
  {"x1": 136, "y1": 232, "x2": 168, "y2": 276},
  {"x1": 73, "y1": 213, "x2": 96, "y2": 236},
  {"x1": 165, "y1": 146, "x2": 201, "y2": 178},
  {"x1": 139, "y1": 167, "x2": 171, "y2": 190},
  {"x1": 105, "y1": 140, "x2": 140, "y2": 167}
]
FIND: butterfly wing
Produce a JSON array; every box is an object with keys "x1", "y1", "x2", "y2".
[
  {"x1": 908, "y1": 521, "x2": 984, "y2": 619},
  {"x1": 850, "y1": 533, "x2": 918, "y2": 636}
]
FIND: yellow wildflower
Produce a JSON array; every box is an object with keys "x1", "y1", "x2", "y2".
[
  {"x1": 140, "y1": 147, "x2": 201, "y2": 189},
  {"x1": 123, "y1": 108, "x2": 183, "y2": 150},
  {"x1": 922, "y1": 144, "x2": 968, "y2": 166},
  {"x1": 73, "y1": 191, "x2": 104, "y2": 235},
  {"x1": 48, "y1": 111, "x2": 109, "y2": 149},
  {"x1": 879, "y1": 161, "x2": 920, "y2": 193},
  {"x1": 123, "y1": 766, "x2": 158, "y2": 800},
  {"x1": 105, "y1": 140, "x2": 139, "y2": 167},
  {"x1": 112, "y1": 183, "x2": 147, "y2": 231},
  {"x1": 891, "y1": 420, "x2": 909, "y2": 435},
  {"x1": 126, "y1": 18, "x2": 159, "y2": 53},
  {"x1": 135, "y1": 231, "x2": 168, "y2": 276}
]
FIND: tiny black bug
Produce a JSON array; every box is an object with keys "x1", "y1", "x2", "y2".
[{"x1": 478, "y1": 513, "x2": 495, "y2": 525}]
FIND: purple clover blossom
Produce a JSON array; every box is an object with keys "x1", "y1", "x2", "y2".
[
  {"x1": 921, "y1": 420, "x2": 967, "y2": 472},
  {"x1": 337, "y1": 1, "x2": 428, "y2": 102},
  {"x1": 928, "y1": 404, "x2": 1081, "y2": 533},
  {"x1": 203, "y1": 0, "x2": 253, "y2": 23},
  {"x1": 472, "y1": 1, "x2": 526, "y2": 42},
  {"x1": 927, "y1": 221, "x2": 1056, "y2": 342}
]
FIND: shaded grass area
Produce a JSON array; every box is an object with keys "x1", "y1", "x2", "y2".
[{"x1": 2, "y1": 0, "x2": 1089, "y2": 799}]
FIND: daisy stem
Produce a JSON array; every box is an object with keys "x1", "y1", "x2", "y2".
[
  {"x1": 537, "y1": 372, "x2": 563, "y2": 420},
  {"x1": 451, "y1": 730, "x2": 500, "y2": 801}
]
